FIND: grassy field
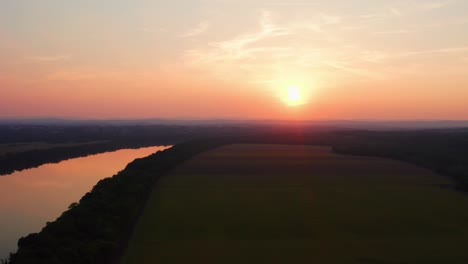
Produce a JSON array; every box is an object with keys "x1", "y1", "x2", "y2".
[{"x1": 122, "y1": 144, "x2": 468, "y2": 264}]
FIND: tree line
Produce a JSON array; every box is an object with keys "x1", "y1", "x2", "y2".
[
  {"x1": 5, "y1": 128, "x2": 468, "y2": 263},
  {"x1": 6, "y1": 139, "x2": 229, "y2": 264}
]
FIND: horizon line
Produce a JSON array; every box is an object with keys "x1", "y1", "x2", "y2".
[{"x1": 2, "y1": 117, "x2": 468, "y2": 123}]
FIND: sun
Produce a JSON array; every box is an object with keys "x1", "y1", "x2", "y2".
[
  {"x1": 274, "y1": 74, "x2": 315, "y2": 107},
  {"x1": 286, "y1": 86, "x2": 303, "y2": 106}
]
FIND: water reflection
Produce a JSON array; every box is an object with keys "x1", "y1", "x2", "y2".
[{"x1": 0, "y1": 146, "x2": 170, "y2": 259}]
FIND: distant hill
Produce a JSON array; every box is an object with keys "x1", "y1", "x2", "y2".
[{"x1": 1, "y1": 118, "x2": 468, "y2": 130}]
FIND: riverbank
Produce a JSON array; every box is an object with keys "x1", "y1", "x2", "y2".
[
  {"x1": 0, "y1": 146, "x2": 169, "y2": 260},
  {"x1": 7, "y1": 140, "x2": 226, "y2": 263}
]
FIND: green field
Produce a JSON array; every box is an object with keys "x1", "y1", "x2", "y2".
[{"x1": 122, "y1": 145, "x2": 468, "y2": 264}]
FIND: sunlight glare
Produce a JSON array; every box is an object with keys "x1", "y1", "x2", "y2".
[
  {"x1": 286, "y1": 86, "x2": 304, "y2": 106},
  {"x1": 272, "y1": 73, "x2": 316, "y2": 107},
  {"x1": 288, "y1": 86, "x2": 301, "y2": 103}
]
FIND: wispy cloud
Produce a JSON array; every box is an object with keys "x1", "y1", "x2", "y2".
[
  {"x1": 359, "y1": 13, "x2": 386, "y2": 19},
  {"x1": 182, "y1": 11, "x2": 298, "y2": 80},
  {"x1": 318, "y1": 13, "x2": 342, "y2": 25},
  {"x1": 340, "y1": 25, "x2": 367, "y2": 31},
  {"x1": 389, "y1": 7, "x2": 402, "y2": 16},
  {"x1": 399, "y1": 46, "x2": 468, "y2": 57},
  {"x1": 136, "y1": 27, "x2": 167, "y2": 33},
  {"x1": 347, "y1": 46, "x2": 468, "y2": 65},
  {"x1": 180, "y1": 21, "x2": 210, "y2": 38},
  {"x1": 358, "y1": 7, "x2": 404, "y2": 21},
  {"x1": 188, "y1": 11, "x2": 290, "y2": 60},
  {"x1": 264, "y1": 1, "x2": 319, "y2": 6},
  {"x1": 422, "y1": 0, "x2": 455, "y2": 10},
  {"x1": 418, "y1": 17, "x2": 468, "y2": 29},
  {"x1": 181, "y1": 3, "x2": 468, "y2": 86},
  {"x1": 46, "y1": 71, "x2": 97, "y2": 81},
  {"x1": 183, "y1": 10, "x2": 383, "y2": 83},
  {"x1": 26, "y1": 55, "x2": 70, "y2": 62},
  {"x1": 374, "y1": 29, "x2": 411, "y2": 35},
  {"x1": 360, "y1": 50, "x2": 390, "y2": 63},
  {"x1": 324, "y1": 60, "x2": 388, "y2": 80}
]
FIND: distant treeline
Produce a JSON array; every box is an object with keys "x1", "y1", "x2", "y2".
[
  {"x1": 5, "y1": 126, "x2": 468, "y2": 263},
  {"x1": 0, "y1": 124, "x2": 241, "y2": 175},
  {"x1": 7, "y1": 139, "x2": 229, "y2": 264},
  {"x1": 1, "y1": 141, "x2": 157, "y2": 176},
  {"x1": 0, "y1": 124, "x2": 338, "y2": 176},
  {"x1": 231, "y1": 129, "x2": 468, "y2": 193},
  {"x1": 0, "y1": 125, "x2": 196, "y2": 144},
  {"x1": 333, "y1": 129, "x2": 468, "y2": 191}
]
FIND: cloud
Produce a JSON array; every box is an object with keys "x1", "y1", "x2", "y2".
[
  {"x1": 189, "y1": 11, "x2": 290, "y2": 60},
  {"x1": 389, "y1": 7, "x2": 402, "y2": 16},
  {"x1": 302, "y1": 23, "x2": 323, "y2": 32},
  {"x1": 44, "y1": 70, "x2": 142, "y2": 82},
  {"x1": 323, "y1": 60, "x2": 388, "y2": 80},
  {"x1": 360, "y1": 50, "x2": 390, "y2": 63},
  {"x1": 182, "y1": 10, "x2": 383, "y2": 83},
  {"x1": 136, "y1": 27, "x2": 167, "y2": 33},
  {"x1": 263, "y1": 1, "x2": 318, "y2": 6},
  {"x1": 358, "y1": 7, "x2": 404, "y2": 21},
  {"x1": 26, "y1": 55, "x2": 70, "y2": 62},
  {"x1": 374, "y1": 29, "x2": 411, "y2": 35},
  {"x1": 399, "y1": 46, "x2": 468, "y2": 57},
  {"x1": 359, "y1": 13, "x2": 387, "y2": 19},
  {"x1": 46, "y1": 71, "x2": 97, "y2": 81},
  {"x1": 182, "y1": 11, "x2": 299, "y2": 81},
  {"x1": 344, "y1": 46, "x2": 468, "y2": 66},
  {"x1": 318, "y1": 14, "x2": 342, "y2": 25},
  {"x1": 422, "y1": 0, "x2": 454, "y2": 10},
  {"x1": 419, "y1": 17, "x2": 468, "y2": 28},
  {"x1": 180, "y1": 21, "x2": 210, "y2": 38},
  {"x1": 258, "y1": 10, "x2": 291, "y2": 37},
  {"x1": 181, "y1": 7, "x2": 467, "y2": 85},
  {"x1": 340, "y1": 25, "x2": 367, "y2": 31},
  {"x1": 189, "y1": 10, "x2": 343, "y2": 63}
]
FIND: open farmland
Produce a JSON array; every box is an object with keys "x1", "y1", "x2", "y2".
[{"x1": 122, "y1": 144, "x2": 468, "y2": 264}]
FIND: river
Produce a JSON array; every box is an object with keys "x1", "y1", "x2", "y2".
[{"x1": 0, "y1": 146, "x2": 170, "y2": 259}]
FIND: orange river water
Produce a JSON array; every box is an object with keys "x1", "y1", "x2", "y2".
[{"x1": 0, "y1": 146, "x2": 170, "y2": 259}]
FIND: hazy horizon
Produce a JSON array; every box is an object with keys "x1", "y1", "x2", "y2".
[
  {"x1": 1, "y1": 0, "x2": 468, "y2": 120},
  {"x1": 3, "y1": 117, "x2": 468, "y2": 130},
  {"x1": 2, "y1": 116, "x2": 468, "y2": 122}
]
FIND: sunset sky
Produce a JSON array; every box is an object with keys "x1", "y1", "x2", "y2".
[{"x1": 1, "y1": 0, "x2": 468, "y2": 120}]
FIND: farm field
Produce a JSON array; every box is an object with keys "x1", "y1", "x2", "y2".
[{"x1": 122, "y1": 144, "x2": 468, "y2": 264}]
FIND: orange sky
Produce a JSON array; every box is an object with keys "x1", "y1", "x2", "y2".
[{"x1": 1, "y1": 1, "x2": 468, "y2": 120}]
